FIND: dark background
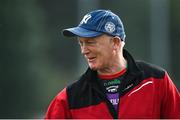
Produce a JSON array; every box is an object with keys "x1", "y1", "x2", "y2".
[{"x1": 0, "y1": 0, "x2": 179, "y2": 118}]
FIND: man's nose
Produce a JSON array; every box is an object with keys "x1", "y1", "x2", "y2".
[{"x1": 81, "y1": 45, "x2": 89, "y2": 55}]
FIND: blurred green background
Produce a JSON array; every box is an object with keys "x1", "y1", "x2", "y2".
[{"x1": 0, "y1": 0, "x2": 179, "y2": 118}]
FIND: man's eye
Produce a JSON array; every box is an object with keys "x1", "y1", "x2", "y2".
[
  {"x1": 78, "y1": 41, "x2": 96, "y2": 46},
  {"x1": 87, "y1": 41, "x2": 96, "y2": 44}
]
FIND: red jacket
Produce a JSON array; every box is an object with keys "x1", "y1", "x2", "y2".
[{"x1": 45, "y1": 50, "x2": 180, "y2": 119}]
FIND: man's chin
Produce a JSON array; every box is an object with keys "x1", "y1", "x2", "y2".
[{"x1": 89, "y1": 65, "x2": 98, "y2": 70}]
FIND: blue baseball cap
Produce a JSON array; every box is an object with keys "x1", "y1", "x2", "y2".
[{"x1": 62, "y1": 9, "x2": 126, "y2": 41}]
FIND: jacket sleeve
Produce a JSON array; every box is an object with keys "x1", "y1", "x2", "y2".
[
  {"x1": 161, "y1": 72, "x2": 180, "y2": 118},
  {"x1": 44, "y1": 87, "x2": 71, "y2": 119}
]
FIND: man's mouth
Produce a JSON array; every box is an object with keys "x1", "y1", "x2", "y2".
[{"x1": 87, "y1": 57, "x2": 96, "y2": 62}]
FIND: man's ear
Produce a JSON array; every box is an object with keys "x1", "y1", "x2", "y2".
[{"x1": 112, "y1": 36, "x2": 121, "y2": 49}]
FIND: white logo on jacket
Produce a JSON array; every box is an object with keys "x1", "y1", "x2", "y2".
[{"x1": 106, "y1": 85, "x2": 118, "y2": 92}]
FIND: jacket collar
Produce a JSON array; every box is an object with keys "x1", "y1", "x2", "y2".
[{"x1": 123, "y1": 49, "x2": 141, "y2": 75}]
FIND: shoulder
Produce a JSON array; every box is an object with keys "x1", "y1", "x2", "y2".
[
  {"x1": 65, "y1": 69, "x2": 100, "y2": 109},
  {"x1": 55, "y1": 87, "x2": 68, "y2": 101},
  {"x1": 66, "y1": 74, "x2": 89, "y2": 101},
  {"x1": 66, "y1": 76, "x2": 87, "y2": 93},
  {"x1": 66, "y1": 68, "x2": 93, "y2": 94},
  {"x1": 135, "y1": 60, "x2": 166, "y2": 79}
]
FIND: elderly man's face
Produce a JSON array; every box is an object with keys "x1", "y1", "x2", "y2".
[{"x1": 78, "y1": 34, "x2": 115, "y2": 71}]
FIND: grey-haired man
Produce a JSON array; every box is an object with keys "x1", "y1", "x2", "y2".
[{"x1": 45, "y1": 9, "x2": 180, "y2": 119}]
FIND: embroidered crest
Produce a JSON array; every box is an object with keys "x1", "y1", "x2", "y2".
[{"x1": 104, "y1": 22, "x2": 115, "y2": 33}]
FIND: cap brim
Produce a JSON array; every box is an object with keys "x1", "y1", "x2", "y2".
[{"x1": 62, "y1": 26, "x2": 102, "y2": 37}]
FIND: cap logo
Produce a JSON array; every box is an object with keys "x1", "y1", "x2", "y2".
[
  {"x1": 80, "y1": 14, "x2": 91, "y2": 24},
  {"x1": 105, "y1": 22, "x2": 115, "y2": 33}
]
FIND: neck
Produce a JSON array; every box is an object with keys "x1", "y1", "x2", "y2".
[{"x1": 98, "y1": 55, "x2": 127, "y2": 75}]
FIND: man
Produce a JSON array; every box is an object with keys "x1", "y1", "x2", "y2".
[{"x1": 45, "y1": 9, "x2": 180, "y2": 119}]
